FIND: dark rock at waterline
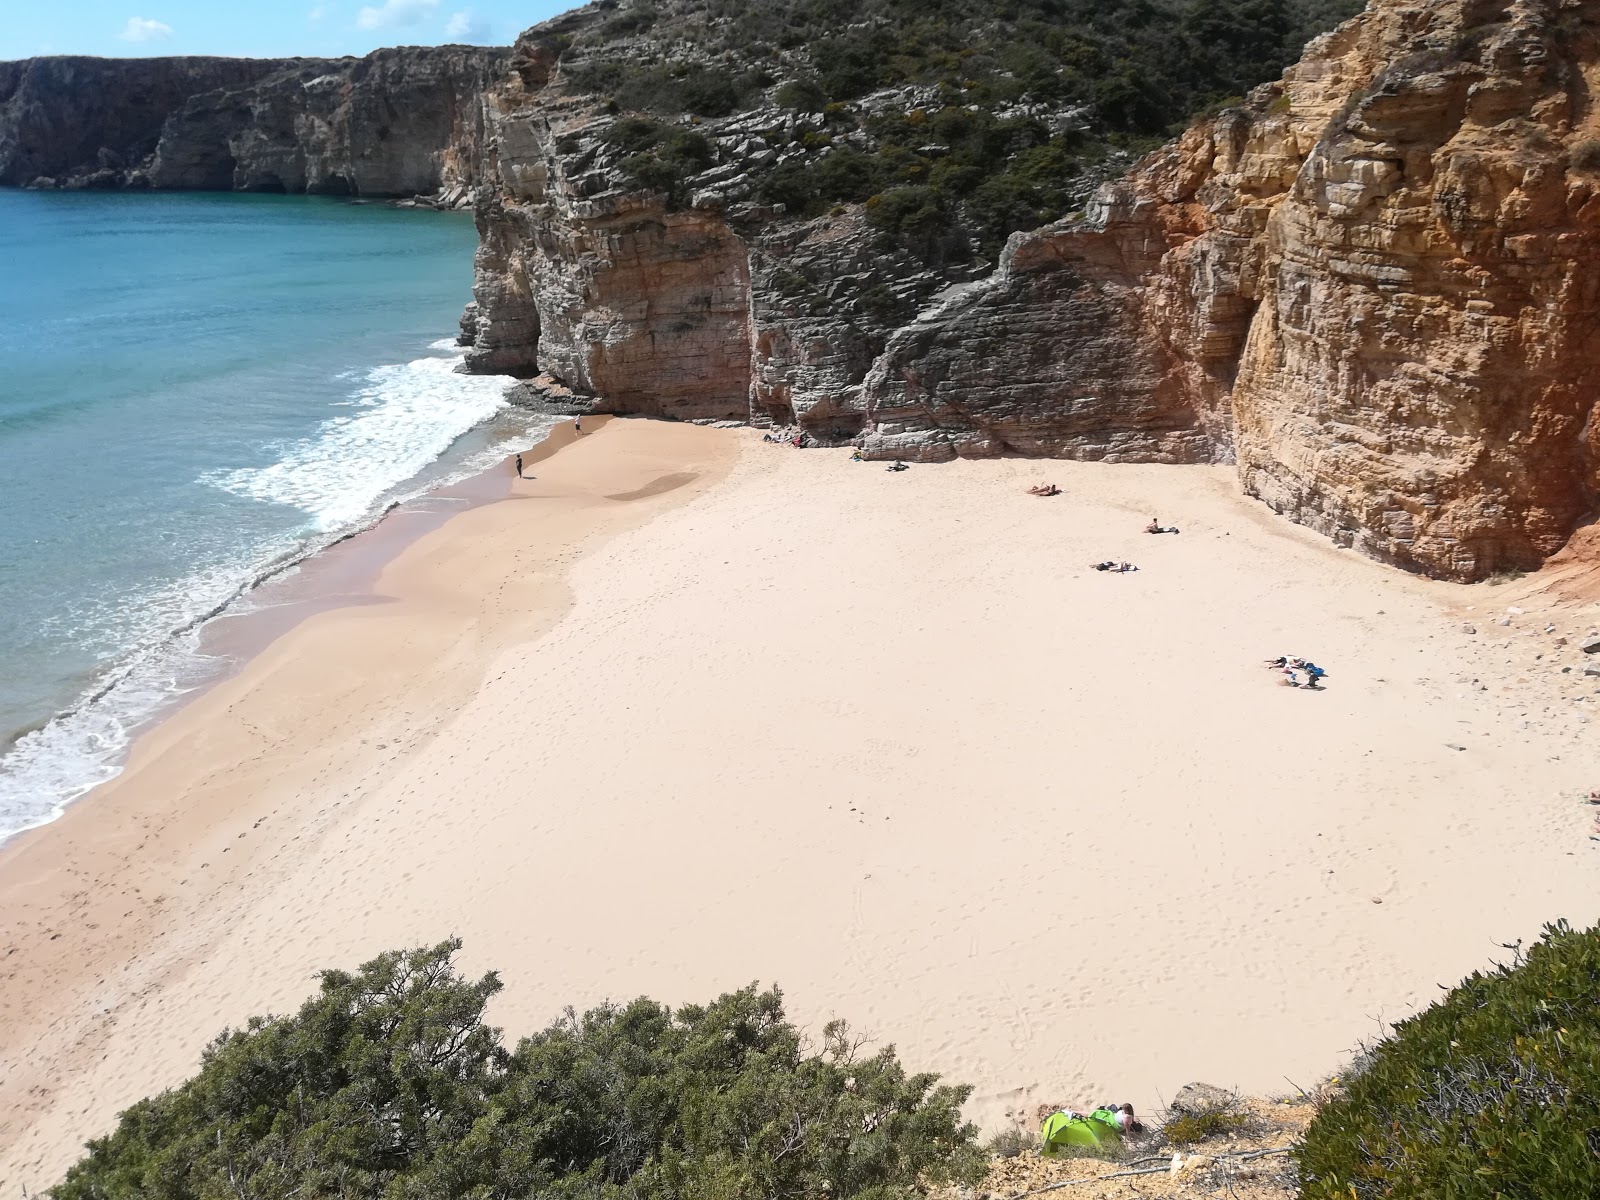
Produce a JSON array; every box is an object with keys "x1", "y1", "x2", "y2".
[{"x1": 501, "y1": 374, "x2": 598, "y2": 418}]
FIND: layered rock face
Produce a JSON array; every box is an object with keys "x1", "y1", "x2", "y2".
[
  {"x1": 465, "y1": 0, "x2": 1600, "y2": 579},
  {"x1": 0, "y1": 57, "x2": 289, "y2": 187},
  {"x1": 1223, "y1": 0, "x2": 1600, "y2": 578},
  {"x1": 461, "y1": 23, "x2": 955, "y2": 411},
  {"x1": 0, "y1": 47, "x2": 509, "y2": 195},
  {"x1": 854, "y1": 0, "x2": 1600, "y2": 577},
  {"x1": 460, "y1": 37, "x2": 752, "y2": 412}
]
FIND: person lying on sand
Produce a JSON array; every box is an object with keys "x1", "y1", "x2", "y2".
[
  {"x1": 1027, "y1": 483, "x2": 1061, "y2": 496},
  {"x1": 886, "y1": 460, "x2": 909, "y2": 472},
  {"x1": 1145, "y1": 518, "x2": 1180, "y2": 533}
]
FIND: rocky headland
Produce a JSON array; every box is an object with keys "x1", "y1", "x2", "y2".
[
  {"x1": 0, "y1": 47, "x2": 509, "y2": 197},
  {"x1": 5, "y1": 0, "x2": 1599, "y2": 581}
]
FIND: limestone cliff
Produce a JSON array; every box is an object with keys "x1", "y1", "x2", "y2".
[
  {"x1": 852, "y1": 0, "x2": 1600, "y2": 578},
  {"x1": 462, "y1": 0, "x2": 1599, "y2": 580},
  {"x1": 0, "y1": 47, "x2": 509, "y2": 196}
]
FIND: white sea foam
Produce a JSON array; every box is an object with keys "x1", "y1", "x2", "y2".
[
  {"x1": 206, "y1": 355, "x2": 514, "y2": 529},
  {"x1": 0, "y1": 349, "x2": 529, "y2": 844}
]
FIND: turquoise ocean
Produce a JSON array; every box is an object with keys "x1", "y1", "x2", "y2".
[{"x1": 0, "y1": 190, "x2": 546, "y2": 842}]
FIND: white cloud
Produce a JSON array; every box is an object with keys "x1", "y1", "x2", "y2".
[
  {"x1": 444, "y1": 9, "x2": 490, "y2": 40},
  {"x1": 308, "y1": 4, "x2": 327, "y2": 24},
  {"x1": 118, "y1": 17, "x2": 173, "y2": 42},
  {"x1": 355, "y1": 0, "x2": 437, "y2": 30}
]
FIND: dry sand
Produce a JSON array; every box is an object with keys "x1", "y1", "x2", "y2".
[{"x1": 2, "y1": 418, "x2": 1597, "y2": 1191}]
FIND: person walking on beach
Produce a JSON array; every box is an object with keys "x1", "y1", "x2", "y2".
[
  {"x1": 515, "y1": 453, "x2": 524, "y2": 478},
  {"x1": 574, "y1": 418, "x2": 582, "y2": 434}
]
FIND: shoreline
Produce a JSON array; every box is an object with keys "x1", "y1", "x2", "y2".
[
  {"x1": 0, "y1": 398, "x2": 568, "y2": 849},
  {"x1": 0, "y1": 412, "x2": 622, "y2": 868},
  {"x1": 0, "y1": 416, "x2": 744, "y2": 1190},
  {"x1": 2, "y1": 424, "x2": 1596, "y2": 1192}
]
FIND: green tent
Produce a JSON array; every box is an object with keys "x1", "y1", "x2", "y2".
[{"x1": 1039, "y1": 1109, "x2": 1123, "y2": 1156}]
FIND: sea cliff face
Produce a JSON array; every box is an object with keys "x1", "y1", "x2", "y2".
[
  {"x1": 852, "y1": 0, "x2": 1600, "y2": 579},
  {"x1": 0, "y1": 47, "x2": 509, "y2": 196},
  {"x1": 458, "y1": 0, "x2": 1600, "y2": 580},
  {"x1": 5, "y1": 0, "x2": 1596, "y2": 581}
]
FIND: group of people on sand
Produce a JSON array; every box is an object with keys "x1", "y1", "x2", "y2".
[
  {"x1": 1086, "y1": 517, "x2": 1183, "y2": 574},
  {"x1": 764, "y1": 428, "x2": 807, "y2": 448},
  {"x1": 1265, "y1": 655, "x2": 1328, "y2": 688}
]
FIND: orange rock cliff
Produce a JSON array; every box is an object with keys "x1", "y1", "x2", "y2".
[{"x1": 461, "y1": 0, "x2": 1600, "y2": 580}]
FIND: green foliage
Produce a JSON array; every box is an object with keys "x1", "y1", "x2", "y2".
[
  {"x1": 1163, "y1": 1109, "x2": 1247, "y2": 1144},
  {"x1": 865, "y1": 185, "x2": 958, "y2": 259},
  {"x1": 857, "y1": 282, "x2": 911, "y2": 324},
  {"x1": 573, "y1": 0, "x2": 1365, "y2": 131},
  {"x1": 1569, "y1": 138, "x2": 1600, "y2": 172},
  {"x1": 774, "y1": 76, "x2": 827, "y2": 112},
  {"x1": 1297, "y1": 920, "x2": 1600, "y2": 1200},
  {"x1": 568, "y1": 60, "x2": 769, "y2": 118},
  {"x1": 984, "y1": 1124, "x2": 1039, "y2": 1159},
  {"x1": 563, "y1": 0, "x2": 1364, "y2": 261},
  {"x1": 52, "y1": 941, "x2": 508, "y2": 1200},
  {"x1": 52, "y1": 941, "x2": 984, "y2": 1200},
  {"x1": 605, "y1": 117, "x2": 715, "y2": 208}
]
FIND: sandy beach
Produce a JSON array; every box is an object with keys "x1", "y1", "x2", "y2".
[{"x1": 2, "y1": 418, "x2": 1596, "y2": 1191}]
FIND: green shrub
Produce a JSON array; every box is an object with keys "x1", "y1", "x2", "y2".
[
  {"x1": 1163, "y1": 1108, "x2": 1247, "y2": 1144},
  {"x1": 52, "y1": 941, "x2": 985, "y2": 1200},
  {"x1": 605, "y1": 118, "x2": 715, "y2": 208},
  {"x1": 600, "y1": 3, "x2": 657, "y2": 37},
  {"x1": 562, "y1": 0, "x2": 1367, "y2": 263},
  {"x1": 984, "y1": 1123, "x2": 1039, "y2": 1159},
  {"x1": 573, "y1": 0, "x2": 1366, "y2": 131},
  {"x1": 1297, "y1": 920, "x2": 1600, "y2": 1200},
  {"x1": 1569, "y1": 139, "x2": 1600, "y2": 172},
  {"x1": 856, "y1": 281, "x2": 911, "y2": 323},
  {"x1": 865, "y1": 184, "x2": 954, "y2": 249},
  {"x1": 775, "y1": 76, "x2": 827, "y2": 111}
]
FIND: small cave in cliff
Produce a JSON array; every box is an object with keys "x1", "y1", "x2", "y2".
[{"x1": 310, "y1": 173, "x2": 354, "y2": 197}]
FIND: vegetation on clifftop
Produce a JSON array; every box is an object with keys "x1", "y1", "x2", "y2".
[
  {"x1": 50, "y1": 941, "x2": 983, "y2": 1200},
  {"x1": 1298, "y1": 920, "x2": 1600, "y2": 1199},
  {"x1": 564, "y1": 0, "x2": 1364, "y2": 256}
]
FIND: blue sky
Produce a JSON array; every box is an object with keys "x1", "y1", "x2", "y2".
[{"x1": 1, "y1": 0, "x2": 577, "y2": 61}]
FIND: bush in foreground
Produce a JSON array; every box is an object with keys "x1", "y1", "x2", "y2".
[
  {"x1": 1297, "y1": 920, "x2": 1600, "y2": 1199},
  {"x1": 52, "y1": 941, "x2": 983, "y2": 1200}
]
